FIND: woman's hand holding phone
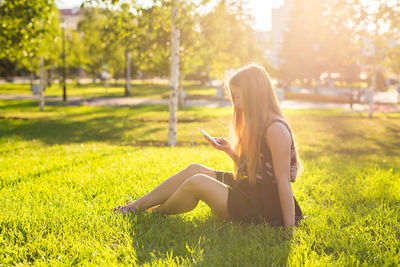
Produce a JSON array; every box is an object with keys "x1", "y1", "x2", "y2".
[
  {"x1": 203, "y1": 135, "x2": 233, "y2": 154},
  {"x1": 198, "y1": 128, "x2": 235, "y2": 160}
]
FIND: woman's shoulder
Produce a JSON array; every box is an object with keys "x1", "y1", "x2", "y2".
[
  {"x1": 266, "y1": 116, "x2": 290, "y2": 130},
  {"x1": 264, "y1": 117, "x2": 292, "y2": 148},
  {"x1": 265, "y1": 116, "x2": 291, "y2": 136}
]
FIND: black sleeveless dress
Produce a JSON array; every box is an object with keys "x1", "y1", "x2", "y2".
[{"x1": 214, "y1": 119, "x2": 304, "y2": 226}]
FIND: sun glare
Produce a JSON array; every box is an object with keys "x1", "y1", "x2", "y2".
[{"x1": 249, "y1": 0, "x2": 285, "y2": 30}]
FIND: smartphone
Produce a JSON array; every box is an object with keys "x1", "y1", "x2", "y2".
[{"x1": 198, "y1": 128, "x2": 220, "y2": 146}]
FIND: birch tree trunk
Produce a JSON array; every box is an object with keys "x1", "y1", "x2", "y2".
[
  {"x1": 178, "y1": 73, "x2": 184, "y2": 110},
  {"x1": 126, "y1": 50, "x2": 131, "y2": 96},
  {"x1": 39, "y1": 56, "x2": 45, "y2": 112},
  {"x1": 168, "y1": 0, "x2": 180, "y2": 146}
]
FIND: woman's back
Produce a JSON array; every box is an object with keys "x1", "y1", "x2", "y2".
[{"x1": 219, "y1": 118, "x2": 303, "y2": 226}]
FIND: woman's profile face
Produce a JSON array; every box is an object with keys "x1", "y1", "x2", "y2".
[{"x1": 230, "y1": 85, "x2": 243, "y2": 110}]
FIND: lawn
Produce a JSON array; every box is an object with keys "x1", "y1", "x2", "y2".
[
  {"x1": 0, "y1": 100, "x2": 399, "y2": 265},
  {"x1": 0, "y1": 82, "x2": 218, "y2": 100}
]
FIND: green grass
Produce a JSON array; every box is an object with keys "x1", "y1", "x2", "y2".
[
  {"x1": 0, "y1": 82, "x2": 218, "y2": 100},
  {"x1": 0, "y1": 100, "x2": 399, "y2": 265}
]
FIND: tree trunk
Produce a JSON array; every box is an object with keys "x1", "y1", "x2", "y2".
[
  {"x1": 178, "y1": 73, "x2": 184, "y2": 110},
  {"x1": 369, "y1": 66, "x2": 376, "y2": 118},
  {"x1": 126, "y1": 50, "x2": 131, "y2": 96},
  {"x1": 105, "y1": 73, "x2": 109, "y2": 94},
  {"x1": 105, "y1": 79, "x2": 108, "y2": 93},
  {"x1": 39, "y1": 56, "x2": 45, "y2": 112},
  {"x1": 168, "y1": 0, "x2": 180, "y2": 147},
  {"x1": 76, "y1": 66, "x2": 83, "y2": 86},
  {"x1": 30, "y1": 58, "x2": 34, "y2": 92},
  {"x1": 349, "y1": 89, "x2": 353, "y2": 110},
  {"x1": 47, "y1": 66, "x2": 53, "y2": 87},
  {"x1": 30, "y1": 69, "x2": 34, "y2": 89}
]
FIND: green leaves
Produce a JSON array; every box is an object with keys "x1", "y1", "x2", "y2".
[
  {"x1": 0, "y1": 0, "x2": 61, "y2": 63},
  {"x1": 1, "y1": 0, "x2": 267, "y2": 82},
  {"x1": 199, "y1": 0, "x2": 263, "y2": 80}
]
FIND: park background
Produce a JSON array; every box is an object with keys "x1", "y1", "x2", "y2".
[{"x1": 0, "y1": 0, "x2": 399, "y2": 265}]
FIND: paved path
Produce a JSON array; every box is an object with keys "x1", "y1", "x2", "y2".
[
  {"x1": 290, "y1": 86, "x2": 399, "y2": 104},
  {"x1": 1, "y1": 93, "x2": 399, "y2": 111}
]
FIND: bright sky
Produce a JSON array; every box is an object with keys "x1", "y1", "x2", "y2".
[{"x1": 56, "y1": 0, "x2": 285, "y2": 31}]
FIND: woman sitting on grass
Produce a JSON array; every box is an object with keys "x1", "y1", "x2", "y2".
[{"x1": 114, "y1": 64, "x2": 304, "y2": 228}]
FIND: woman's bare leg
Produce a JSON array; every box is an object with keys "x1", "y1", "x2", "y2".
[
  {"x1": 156, "y1": 174, "x2": 230, "y2": 219},
  {"x1": 115, "y1": 163, "x2": 217, "y2": 213}
]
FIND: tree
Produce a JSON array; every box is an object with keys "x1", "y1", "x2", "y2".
[
  {"x1": 387, "y1": 45, "x2": 400, "y2": 78},
  {"x1": 135, "y1": 2, "x2": 171, "y2": 78},
  {"x1": 198, "y1": 0, "x2": 262, "y2": 81},
  {"x1": 278, "y1": 0, "x2": 369, "y2": 87},
  {"x1": 168, "y1": 0, "x2": 180, "y2": 146},
  {"x1": 77, "y1": 8, "x2": 108, "y2": 83},
  {"x1": 83, "y1": 0, "x2": 267, "y2": 145},
  {"x1": 103, "y1": 2, "x2": 140, "y2": 95},
  {"x1": 279, "y1": 0, "x2": 333, "y2": 85},
  {"x1": 0, "y1": 0, "x2": 61, "y2": 62},
  {"x1": 347, "y1": 0, "x2": 399, "y2": 117},
  {"x1": 0, "y1": 0, "x2": 61, "y2": 110}
]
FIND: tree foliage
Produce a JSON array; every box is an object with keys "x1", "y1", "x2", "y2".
[
  {"x1": 199, "y1": 0, "x2": 262, "y2": 80},
  {"x1": 279, "y1": 0, "x2": 399, "y2": 86},
  {"x1": 72, "y1": 0, "x2": 264, "y2": 81},
  {"x1": 0, "y1": 0, "x2": 61, "y2": 74}
]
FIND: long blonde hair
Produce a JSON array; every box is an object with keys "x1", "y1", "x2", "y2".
[{"x1": 227, "y1": 64, "x2": 302, "y2": 186}]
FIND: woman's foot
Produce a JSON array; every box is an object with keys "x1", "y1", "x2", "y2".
[{"x1": 113, "y1": 200, "x2": 140, "y2": 215}]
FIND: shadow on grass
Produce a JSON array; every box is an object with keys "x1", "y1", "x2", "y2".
[
  {"x1": 0, "y1": 117, "x2": 213, "y2": 147},
  {"x1": 0, "y1": 101, "x2": 153, "y2": 144},
  {"x1": 124, "y1": 211, "x2": 293, "y2": 265},
  {"x1": 0, "y1": 118, "x2": 154, "y2": 145},
  {"x1": 0, "y1": 152, "x2": 115, "y2": 189},
  {"x1": 301, "y1": 116, "x2": 400, "y2": 160},
  {"x1": 0, "y1": 100, "x2": 40, "y2": 110},
  {"x1": 0, "y1": 103, "x2": 212, "y2": 147}
]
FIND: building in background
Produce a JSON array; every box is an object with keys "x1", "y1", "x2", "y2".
[
  {"x1": 254, "y1": 29, "x2": 271, "y2": 60},
  {"x1": 269, "y1": 0, "x2": 293, "y2": 69},
  {"x1": 59, "y1": 8, "x2": 83, "y2": 30}
]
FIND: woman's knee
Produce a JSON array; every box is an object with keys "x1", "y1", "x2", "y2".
[
  {"x1": 181, "y1": 174, "x2": 206, "y2": 193},
  {"x1": 181, "y1": 174, "x2": 221, "y2": 199},
  {"x1": 186, "y1": 163, "x2": 207, "y2": 176},
  {"x1": 181, "y1": 174, "x2": 229, "y2": 218},
  {"x1": 186, "y1": 163, "x2": 216, "y2": 178}
]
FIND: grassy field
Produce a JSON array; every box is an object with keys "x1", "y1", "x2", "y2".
[
  {"x1": 0, "y1": 99, "x2": 399, "y2": 265},
  {"x1": 0, "y1": 82, "x2": 218, "y2": 100}
]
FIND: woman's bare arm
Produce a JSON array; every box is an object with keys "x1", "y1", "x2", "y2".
[
  {"x1": 266, "y1": 123, "x2": 295, "y2": 228},
  {"x1": 203, "y1": 136, "x2": 239, "y2": 165}
]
